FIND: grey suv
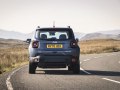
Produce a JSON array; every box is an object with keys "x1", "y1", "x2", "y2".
[{"x1": 28, "y1": 27, "x2": 80, "y2": 74}]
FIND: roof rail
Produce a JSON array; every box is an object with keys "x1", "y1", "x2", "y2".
[
  {"x1": 53, "y1": 21, "x2": 55, "y2": 28},
  {"x1": 68, "y1": 26, "x2": 70, "y2": 28},
  {"x1": 37, "y1": 26, "x2": 40, "y2": 29}
]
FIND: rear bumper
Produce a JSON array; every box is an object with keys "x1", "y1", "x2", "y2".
[
  {"x1": 38, "y1": 62, "x2": 67, "y2": 68},
  {"x1": 29, "y1": 55, "x2": 79, "y2": 68},
  {"x1": 30, "y1": 55, "x2": 71, "y2": 63},
  {"x1": 29, "y1": 49, "x2": 80, "y2": 68}
]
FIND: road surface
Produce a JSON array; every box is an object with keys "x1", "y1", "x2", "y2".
[{"x1": 0, "y1": 52, "x2": 120, "y2": 90}]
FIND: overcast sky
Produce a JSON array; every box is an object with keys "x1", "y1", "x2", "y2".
[{"x1": 0, "y1": 0, "x2": 120, "y2": 33}]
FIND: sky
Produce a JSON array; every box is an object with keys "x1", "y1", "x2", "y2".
[{"x1": 0, "y1": 0, "x2": 120, "y2": 34}]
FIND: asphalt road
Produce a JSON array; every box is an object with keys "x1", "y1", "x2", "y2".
[{"x1": 0, "y1": 52, "x2": 120, "y2": 90}]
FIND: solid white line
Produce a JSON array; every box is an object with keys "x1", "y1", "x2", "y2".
[
  {"x1": 80, "y1": 67, "x2": 91, "y2": 75},
  {"x1": 83, "y1": 59, "x2": 90, "y2": 62},
  {"x1": 80, "y1": 62, "x2": 82, "y2": 64},
  {"x1": 6, "y1": 65, "x2": 26, "y2": 90},
  {"x1": 102, "y1": 78, "x2": 120, "y2": 84},
  {"x1": 6, "y1": 75, "x2": 13, "y2": 90},
  {"x1": 94, "y1": 57, "x2": 98, "y2": 58}
]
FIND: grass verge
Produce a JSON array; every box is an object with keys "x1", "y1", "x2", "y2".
[
  {"x1": 80, "y1": 39, "x2": 120, "y2": 54},
  {"x1": 0, "y1": 47, "x2": 28, "y2": 74}
]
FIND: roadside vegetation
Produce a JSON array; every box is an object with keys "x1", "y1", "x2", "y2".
[
  {"x1": 0, "y1": 47, "x2": 28, "y2": 74},
  {"x1": 80, "y1": 39, "x2": 120, "y2": 54},
  {"x1": 0, "y1": 40, "x2": 28, "y2": 74}
]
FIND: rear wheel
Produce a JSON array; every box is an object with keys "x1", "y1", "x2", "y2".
[
  {"x1": 68, "y1": 65, "x2": 72, "y2": 71},
  {"x1": 29, "y1": 60, "x2": 37, "y2": 74},
  {"x1": 72, "y1": 62, "x2": 80, "y2": 74}
]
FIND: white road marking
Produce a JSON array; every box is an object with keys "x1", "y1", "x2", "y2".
[
  {"x1": 102, "y1": 78, "x2": 120, "y2": 84},
  {"x1": 80, "y1": 67, "x2": 91, "y2": 75},
  {"x1": 80, "y1": 62, "x2": 82, "y2": 64},
  {"x1": 83, "y1": 59, "x2": 90, "y2": 62},
  {"x1": 81, "y1": 53, "x2": 120, "y2": 85},
  {"x1": 6, "y1": 65, "x2": 27, "y2": 90},
  {"x1": 94, "y1": 57, "x2": 98, "y2": 58}
]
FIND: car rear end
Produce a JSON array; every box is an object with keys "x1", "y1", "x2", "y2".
[{"x1": 29, "y1": 27, "x2": 80, "y2": 74}]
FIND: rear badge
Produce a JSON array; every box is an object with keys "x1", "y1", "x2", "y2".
[{"x1": 52, "y1": 41, "x2": 58, "y2": 43}]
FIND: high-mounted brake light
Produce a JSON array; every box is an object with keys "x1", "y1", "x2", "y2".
[
  {"x1": 32, "y1": 41, "x2": 39, "y2": 48},
  {"x1": 70, "y1": 40, "x2": 77, "y2": 48}
]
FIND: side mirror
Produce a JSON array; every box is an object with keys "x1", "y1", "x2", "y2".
[
  {"x1": 76, "y1": 38, "x2": 79, "y2": 43},
  {"x1": 26, "y1": 39, "x2": 31, "y2": 44}
]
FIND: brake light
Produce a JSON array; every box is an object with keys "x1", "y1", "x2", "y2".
[
  {"x1": 70, "y1": 40, "x2": 77, "y2": 48},
  {"x1": 32, "y1": 41, "x2": 39, "y2": 48}
]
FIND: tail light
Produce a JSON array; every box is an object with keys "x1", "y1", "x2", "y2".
[
  {"x1": 32, "y1": 41, "x2": 39, "y2": 48},
  {"x1": 70, "y1": 40, "x2": 77, "y2": 48}
]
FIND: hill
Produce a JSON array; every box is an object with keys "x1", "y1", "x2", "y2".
[{"x1": 81, "y1": 30, "x2": 120, "y2": 40}]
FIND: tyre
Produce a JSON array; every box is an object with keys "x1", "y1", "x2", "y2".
[
  {"x1": 72, "y1": 62, "x2": 80, "y2": 74},
  {"x1": 68, "y1": 65, "x2": 72, "y2": 71},
  {"x1": 29, "y1": 60, "x2": 37, "y2": 74}
]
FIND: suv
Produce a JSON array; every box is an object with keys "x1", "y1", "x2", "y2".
[{"x1": 28, "y1": 27, "x2": 80, "y2": 74}]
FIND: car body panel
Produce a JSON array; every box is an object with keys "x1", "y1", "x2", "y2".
[{"x1": 28, "y1": 27, "x2": 80, "y2": 68}]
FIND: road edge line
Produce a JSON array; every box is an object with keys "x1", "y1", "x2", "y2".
[
  {"x1": 80, "y1": 67, "x2": 91, "y2": 75},
  {"x1": 83, "y1": 59, "x2": 90, "y2": 62},
  {"x1": 6, "y1": 65, "x2": 27, "y2": 90},
  {"x1": 102, "y1": 78, "x2": 120, "y2": 84}
]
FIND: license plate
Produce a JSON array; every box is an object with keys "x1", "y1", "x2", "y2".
[{"x1": 47, "y1": 44, "x2": 63, "y2": 48}]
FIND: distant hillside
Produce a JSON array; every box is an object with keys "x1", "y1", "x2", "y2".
[
  {"x1": 81, "y1": 33, "x2": 120, "y2": 40},
  {"x1": 0, "y1": 29, "x2": 85, "y2": 40},
  {"x1": 0, "y1": 38, "x2": 24, "y2": 43},
  {"x1": 74, "y1": 32, "x2": 86, "y2": 39},
  {"x1": 1, "y1": 29, "x2": 120, "y2": 40},
  {"x1": 98, "y1": 30, "x2": 120, "y2": 35},
  {"x1": 0, "y1": 38, "x2": 27, "y2": 49},
  {"x1": 0, "y1": 29, "x2": 33, "y2": 40},
  {"x1": 80, "y1": 29, "x2": 120, "y2": 40}
]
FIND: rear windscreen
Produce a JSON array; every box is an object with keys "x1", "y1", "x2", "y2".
[{"x1": 36, "y1": 30, "x2": 70, "y2": 40}]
